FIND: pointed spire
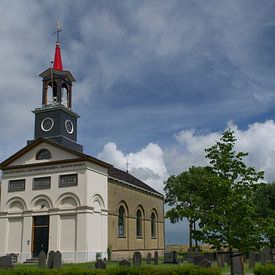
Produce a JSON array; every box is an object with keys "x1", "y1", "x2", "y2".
[
  {"x1": 53, "y1": 42, "x2": 63, "y2": 71},
  {"x1": 53, "y1": 19, "x2": 63, "y2": 71}
]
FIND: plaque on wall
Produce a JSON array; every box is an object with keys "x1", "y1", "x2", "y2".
[
  {"x1": 59, "y1": 174, "x2": 78, "y2": 187},
  {"x1": 8, "y1": 179, "x2": 25, "y2": 192},
  {"x1": 33, "y1": 177, "x2": 51, "y2": 190}
]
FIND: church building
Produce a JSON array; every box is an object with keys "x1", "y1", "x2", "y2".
[{"x1": 0, "y1": 35, "x2": 164, "y2": 262}]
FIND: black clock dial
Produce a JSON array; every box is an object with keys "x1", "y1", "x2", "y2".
[
  {"x1": 65, "y1": 120, "x2": 74, "y2": 134},
  {"x1": 41, "y1": 118, "x2": 54, "y2": 132}
]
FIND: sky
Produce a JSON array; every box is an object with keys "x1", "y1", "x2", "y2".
[{"x1": 1, "y1": 0, "x2": 275, "y2": 244}]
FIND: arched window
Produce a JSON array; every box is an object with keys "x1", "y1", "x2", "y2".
[
  {"x1": 46, "y1": 81, "x2": 57, "y2": 105},
  {"x1": 118, "y1": 206, "x2": 125, "y2": 237},
  {"x1": 136, "y1": 209, "x2": 142, "y2": 238},
  {"x1": 36, "y1": 149, "x2": 51, "y2": 160},
  {"x1": 61, "y1": 83, "x2": 69, "y2": 107},
  {"x1": 151, "y1": 212, "x2": 157, "y2": 238}
]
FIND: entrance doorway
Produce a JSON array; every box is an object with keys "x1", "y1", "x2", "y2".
[{"x1": 32, "y1": 216, "x2": 49, "y2": 258}]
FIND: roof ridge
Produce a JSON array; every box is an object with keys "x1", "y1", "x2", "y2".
[{"x1": 108, "y1": 166, "x2": 163, "y2": 197}]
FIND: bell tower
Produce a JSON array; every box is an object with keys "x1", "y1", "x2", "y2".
[{"x1": 32, "y1": 22, "x2": 83, "y2": 152}]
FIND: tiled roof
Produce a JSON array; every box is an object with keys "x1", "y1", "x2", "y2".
[{"x1": 108, "y1": 167, "x2": 163, "y2": 197}]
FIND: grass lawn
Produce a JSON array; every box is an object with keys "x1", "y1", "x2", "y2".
[
  {"x1": 4, "y1": 260, "x2": 257, "y2": 274},
  {"x1": 14, "y1": 260, "x2": 184, "y2": 270}
]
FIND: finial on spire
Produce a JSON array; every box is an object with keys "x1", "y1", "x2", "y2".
[
  {"x1": 53, "y1": 19, "x2": 63, "y2": 71},
  {"x1": 126, "y1": 157, "x2": 130, "y2": 173},
  {"x1": 55, "y1": 19, "x2": 62, "y2": 44}
]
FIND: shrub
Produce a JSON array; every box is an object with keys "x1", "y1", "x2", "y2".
[
  {"x1": 107, "y1": 245, "x2": 112, "y2": 261},
  {"x1": 254, "y1": 264, "x2": 275, "y2": 275}
]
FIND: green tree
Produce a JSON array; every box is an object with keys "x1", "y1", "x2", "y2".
[
  {"x1": 254, "y1": 182, "x2": 275, "y2": 247},
  {"x1": 195, "y1": 129, "x2": 265, "y2": 275},
  {"x1": 164, "y1": 166, "x2": 213, "y2": 249}
]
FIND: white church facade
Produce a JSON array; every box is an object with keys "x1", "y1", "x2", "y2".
[{"x1": 0, "y1": 36, "x2": 164, "y2": 263}]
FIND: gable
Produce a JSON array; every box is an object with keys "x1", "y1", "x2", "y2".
[
  {"x1": 0, "y1": 138, "x2": 112, "y2": 170},
  {"x1": 6, "y1": 141, "x2": 80, "y2": 167}
]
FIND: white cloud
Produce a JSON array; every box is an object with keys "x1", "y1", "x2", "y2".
[
  {"x1": 98, "y1": 142, "x2": 168, "y2": 192},
  {"x1": 165, "y1": 120, "x2": 275, "y2": 183},
  {"x1": 98, "y1": 120, "x2": 275, "y2": 196}
]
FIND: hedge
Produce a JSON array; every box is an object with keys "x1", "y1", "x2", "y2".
[
  {"x1": 0, "y1": 265, "x2": 221, "y2": 275},
  {"x1": 254, "y1": 264, "x2": 275, "y2": 275}
]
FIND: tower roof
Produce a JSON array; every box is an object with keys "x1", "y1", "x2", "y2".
[{"x1": 53, "y1": 42, "x2": 63, "y2": 71}]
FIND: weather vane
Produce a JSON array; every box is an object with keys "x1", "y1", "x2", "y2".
[{"x1": 55, "y1": 19, "x2": 62, "y2": 43}]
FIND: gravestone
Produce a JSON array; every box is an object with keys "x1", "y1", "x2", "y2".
[
  {"x1": 163, "y1": 251, "x2": 178, "y2": 264},
  {"x1": 204, "y1": 253, "x2": 215, "y2": 262},
  {"x1": 7, "y1": 254, "x2": 18, "y2": 264},
  {"x1": 224, "y1": 253, "x2": 230, "y2": 266},
  {"x1": 38, "y1": 251, "x2": 47, "y2": 268},
  {"x1": 154, "y1": 251, "x2": 158, "y2": 265},
  {"x1": 47, "y1": 251, "x2": 55, "y2": 269},
  {"x1": 146, "y1": 252, "x2": 151, "y2": 264},
  {"x1": 199, "y1": 258, "x2": 212, "y2": 268},
  {"x1": 95, "y1": 259, "x2": 106, "y2": 269},
  {"x1": 53, "y1": 251, "x2": 62, "y2": 268},
  {"x1": 119, "y1": 259, "x2": 131, "y2": 267},
  {"x1": 184, "y1": 249, "x2": 194, "y2": 263},
  {"x1": 271, "y1": 248, "x2": 275, "y2": 262},
  {"x1": 192, "y1": 255, "x2": 204, "y2": 266},
  {"x1": 255, "y1": 252, "x2": 261, "y2": 263},
  {"x1": 133, "y1": 251, "x2": 142, "y2": 267},
  {"x1": 260, "y1": 248, "x2": 271, "y2": 263},
  {"x1": 163, "y1": 252, "x2": 172, "y2": 263},
  {"x1": 217, "y1": 253, "x2": 225, "y2": 268},
  {"x1": 194, "y1": 247, "x2": 200, "y2": 254},
  {"x1": 231, "y1": 254, "x2": 243, "y2": 275},
  {"x1": 249, "y1": 252, "x2": 256, "y2": 269},
  {"x1": 0, "y1": 256, "x2": 13, "y2": 269}
]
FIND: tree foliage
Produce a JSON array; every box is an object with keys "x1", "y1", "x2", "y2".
[
  {"x1": 254, "y1": 182, "x2": 275, "y2": 247},
  {"x1": 195, "y1": 129, "x2": 265, "y2": 253},
  {"x1": 164, "y1": 129, "x2": 266, "y2": 254},
  {"x1": 164, "y1": 166, "x2": 213, "y2": 247}
]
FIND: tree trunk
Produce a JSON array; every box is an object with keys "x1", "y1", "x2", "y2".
[
  {"x1": 189, "y1": 220, "x2": 193, "y2": 250},
  {"x1": 193, "y1": 221, "x2": 198, "y2": 247}
]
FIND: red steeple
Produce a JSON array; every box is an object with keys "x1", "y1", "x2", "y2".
[{"x1": 53, "y1": 42, "x2": 63, "y2": 71}]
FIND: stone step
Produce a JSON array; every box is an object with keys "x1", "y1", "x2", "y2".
[{"x1": 23, "y1": 258, "x2": 38, "y2": 264}]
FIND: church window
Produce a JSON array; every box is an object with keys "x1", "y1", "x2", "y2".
[
  {"x1": 48, "y1": 81, "x2": 57, "y2": 105},
  {"x1": 61, "y1": 83, "x2": 69, "y2": 107},
  {"x1": 151, "y1": 212, "x2": 157, "y2": 238},
  {"x1": 136, "y1": 209, "x2": 142, "y2": 238},
  {"x1": 33, "y1": 177, "x2": 51, "y2": 190},
  {"x1": 59, "y1": 174, "x2": 78, "y2": 187},
  {"x1": 8, "y1": 179, "x2": 25, "y2": 192},
  {"x1": 118, "y1": 206, "x2": 125, "y2": 237},
  {"x1": 36, "y1": 149, "x2": 51, "y2": 160}
]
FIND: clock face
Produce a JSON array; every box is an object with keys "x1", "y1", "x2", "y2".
[
  {"x1": 65, "y1": 119, "x2": 74, "y2": 134},
  {"x1": 41, "y1": 117, "x2": 54, "y2": 132}
]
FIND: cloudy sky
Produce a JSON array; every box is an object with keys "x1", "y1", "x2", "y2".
[{"x1": 1, "y1": 0, "x2": 275, "y2": 244}]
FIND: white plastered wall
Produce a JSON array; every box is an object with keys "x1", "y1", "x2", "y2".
[
  {"x1": 0, "y1": 142, "x2": 109, "y2": 263},
  {"x1": 84, "y1": 163, "x2": 108, "y2": 261}
]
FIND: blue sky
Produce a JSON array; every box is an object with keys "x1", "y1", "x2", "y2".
[{"x1": 1, "y1": 0, "x2": 275, "y2": 244}]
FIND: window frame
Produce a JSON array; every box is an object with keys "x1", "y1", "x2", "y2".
[
  {"x1": 59, "y1": 174, "x2": 78, "y2": 188},
  {"x1": 151, "y1": 212, "x2": 157, "y2": 239},
  {"x1": 118, "y1": 205, "x2": 126, "y2": 238},
  {"x1": 36, "y1": 149, "x2": 51, "y2": 160},
  {"x1": 136, "y1": 209, "x2": 143, "y2": 239},
  {"x1": 8, "y1": 179, "x2": 25, "y2": 192},
  {"x1": 33, "y1": 176, "x2": 51, "y2": 190}
]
